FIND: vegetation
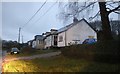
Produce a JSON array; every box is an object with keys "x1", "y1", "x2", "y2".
[
  {"x1": 59, "y1": 1, "x2": 120, "y2": 41},
  {"x1": 98, "y1": 1, "x2": 119, "y2": 40},
  {"x1": 3, "y1": 40, "x2": 119, "y2": 72},
  {"x1": 2, "y1": 40, "x2": 28, "y2": 53},
  {"x1": 3, "y1": 55, "x2": 119, "y2": 72},
  {"x1": 61, "y1": 40, "x2": 119, "y2": 63}
]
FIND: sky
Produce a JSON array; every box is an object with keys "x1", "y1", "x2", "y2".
[
  {"x1": 2, "y1": 2, "x2": 64, "y2": 43},
  {"x1": 2, "y1": 1, "x2": 119, "y2": 43}
]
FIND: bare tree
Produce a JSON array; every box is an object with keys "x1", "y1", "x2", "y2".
[
  {"x1": 58, "y1": 0, "x2": 120, "y2": 41},
  {"x1": 98, "y1": 0, "x2": 120, "y2": 40}
]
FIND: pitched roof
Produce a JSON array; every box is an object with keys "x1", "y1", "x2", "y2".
[
  {"x1": 43, "y1": 31, "x2": 58, "y2": 40},
  {"x1": 57, "y1": 18, "x2": 96, "y2": 34},
  {"x1": 35, "y1": 35, "x2": 44, "y2": 40}
]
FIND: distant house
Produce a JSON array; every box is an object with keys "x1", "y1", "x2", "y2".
[
  {"x1": 57, "y1": 18, "x2": 97, "y2": 47},
  {"x1": 44, "y1": 29, "x2": 58, "y2": 49},
  {"x1": 32, "y1": 35, "x2": 45, "y2": 49},
  {"x1": 27, "y1": 40, "x2": 34, "y2": 47},
  {"x1": 31, "y1": 39, "x2": 35, "y2": 48}
]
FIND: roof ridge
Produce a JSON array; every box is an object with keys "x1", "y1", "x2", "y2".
[{"x1": 57, "y1": 19, "x2": 86, "y2": 33}]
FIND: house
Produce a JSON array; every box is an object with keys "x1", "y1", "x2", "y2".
[
  {"x1": 32, "y1": 35, "x2": 45, "y2": 49},
  {"x1": 57, "y1": 18, "x2": 97, "y2": 47},
  {"x1": 44, "y1": 29, "x2": 58, "y2": 49},
  {"x1": 27, "y1": 40, "x2": 34, "y2": 47},
  {"x1": 31, "y1": 41, "x2": 35, "y2": 48}
]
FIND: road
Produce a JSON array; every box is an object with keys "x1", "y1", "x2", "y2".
[{"x1": 4, "y1": 51, "x2": 61, "y2": 62}]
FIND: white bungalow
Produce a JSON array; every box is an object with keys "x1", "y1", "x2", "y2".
[
  {"x1": 44, "y1": 29, "x2": 58, "y2": 49},
  {"x1": 32, "y1": 35, "x2": 45, "y2": 49},
  {"x1": 32, "y1": 40, "x2": 36, "y2": 48},
  {"x1": 57, "y1": 18, "x2": 97, "y2": 47}
]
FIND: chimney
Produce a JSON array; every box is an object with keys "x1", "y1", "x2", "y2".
[
  {"x1": 50, "y1": 29, "x2": 58, "y2": 34},
  {"x1": 73, "y1": 17, "x2": 78, "y2": 23}
]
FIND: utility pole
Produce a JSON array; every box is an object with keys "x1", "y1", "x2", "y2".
[
  {"x1": 22, "y1": 35, "x2": 23, "y2": 44},
  {"x1": 18, "y1": 27, "x2": 21, "y2": 43}
]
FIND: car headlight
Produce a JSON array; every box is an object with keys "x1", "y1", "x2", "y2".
[{"x1": 14, "y1": 52, "x2": 17, "y2": 54}]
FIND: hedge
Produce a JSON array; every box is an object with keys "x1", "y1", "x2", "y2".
[{"x1": 61, "y1": 40, "x2": 119, "y2": 63}]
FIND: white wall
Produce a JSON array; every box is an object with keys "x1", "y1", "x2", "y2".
[
  {"x1": 66, "y1": 20, "x2": 97, "y2": 45},
  {"x1": 57, "y1": 20, "x2": 97, "y2": 47},
  {"x1": 28, "y1": 42, "x2": 31, "y2": 46},
  {"x1": 44, "y1": 35, "x2": 58, "y2": 48},
  {"x1": 51, "y1": 35, "x2": 54, "y2": 46},
  {"x1": 44, "y1": 36, "x2": 52, "y2": 48},
  {"x1": 35, "y1": 40, "x2": 44, "y2": 49},
  {"x1": 32, "y1": 41, "x2": 36, "y2": 48}
]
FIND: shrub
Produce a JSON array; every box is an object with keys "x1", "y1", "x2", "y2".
[
  {"x1": 21, "y1": 46, "x2": 36, "y2": 53},
  {"x1": 61, "y1": 40, "x2": 119, "y2": 63},
  {"x1": 49, "y1": 46, "x2": 64, "y2": 51}
]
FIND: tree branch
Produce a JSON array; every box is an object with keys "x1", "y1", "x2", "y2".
[
  {"x1": 89, "y1": 11, "x2": 100, "y2": 21},
  {"x1": 113, "y1": 11, "x2": 120, "y2": 14},
  {"x1": 73, "y1": 2, "x2": 97, "y2": 16},
  {"x1": 108, "y1": 5, "x2": 120, "y2": 14},
  {"x1": 107, "y1": 3, "x2": 115, "y2": 8},
  {"x1": 106, "y1": 1, "x2": 119, "y2": 5}
]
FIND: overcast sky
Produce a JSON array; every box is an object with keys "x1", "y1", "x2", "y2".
[
  {"x1": 2, "y1": 2, "x2": 65, "y2": 43},
  {"x1": 2, "y1": 2, "x2": 119, "y2": 43}
]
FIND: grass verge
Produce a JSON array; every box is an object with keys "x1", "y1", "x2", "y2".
[
  {"x1": 61, "y1": 40, "x2": 119, "y2": 63},
  {"x1": 3, "y1": 55, "x2": 119, "y2": 72}
]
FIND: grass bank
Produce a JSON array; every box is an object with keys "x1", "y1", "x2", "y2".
[
  {"x1": 61, "y1": 40, "x2": 119, "y2": 63},
  {"x1": 3, "y1": 55, "x2": 119, "y2": 72}
]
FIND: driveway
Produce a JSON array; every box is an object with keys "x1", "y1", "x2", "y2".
[{"x1": 4, "y1": 51, "x2": 61, "y2": 62}]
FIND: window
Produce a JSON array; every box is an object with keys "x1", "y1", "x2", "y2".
[
  {"x1": 59, "y1": 36, "x2": 63, "y2": 42},
  {"x1": 39, "y1": 40, "x2": 43, "y2": 44},
  {"x1": 38, "y1": 40, "x2": 41, "y2": 44}
]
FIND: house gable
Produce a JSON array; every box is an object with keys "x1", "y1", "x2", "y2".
[
  {"x1": 57, "y1": 18, "x2": 97, "y2": 47},
  {"x1": 66, "y1": 20, "x2": 97, "y2": 45},
  {"x1": 57, "y1": 19, "x2": 96, "y2": 34}
]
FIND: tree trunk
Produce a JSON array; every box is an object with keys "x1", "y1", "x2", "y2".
[{"x1": 98, "y1": 1, "x2": 113, "y2": 41}]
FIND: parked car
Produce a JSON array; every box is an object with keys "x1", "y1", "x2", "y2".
[
  {"x1": 82, "y1": 38, "x2": 96, "y2": 44},
  {"x1": 10, "y1": 47, "x2": 20, "y2": 54}
]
